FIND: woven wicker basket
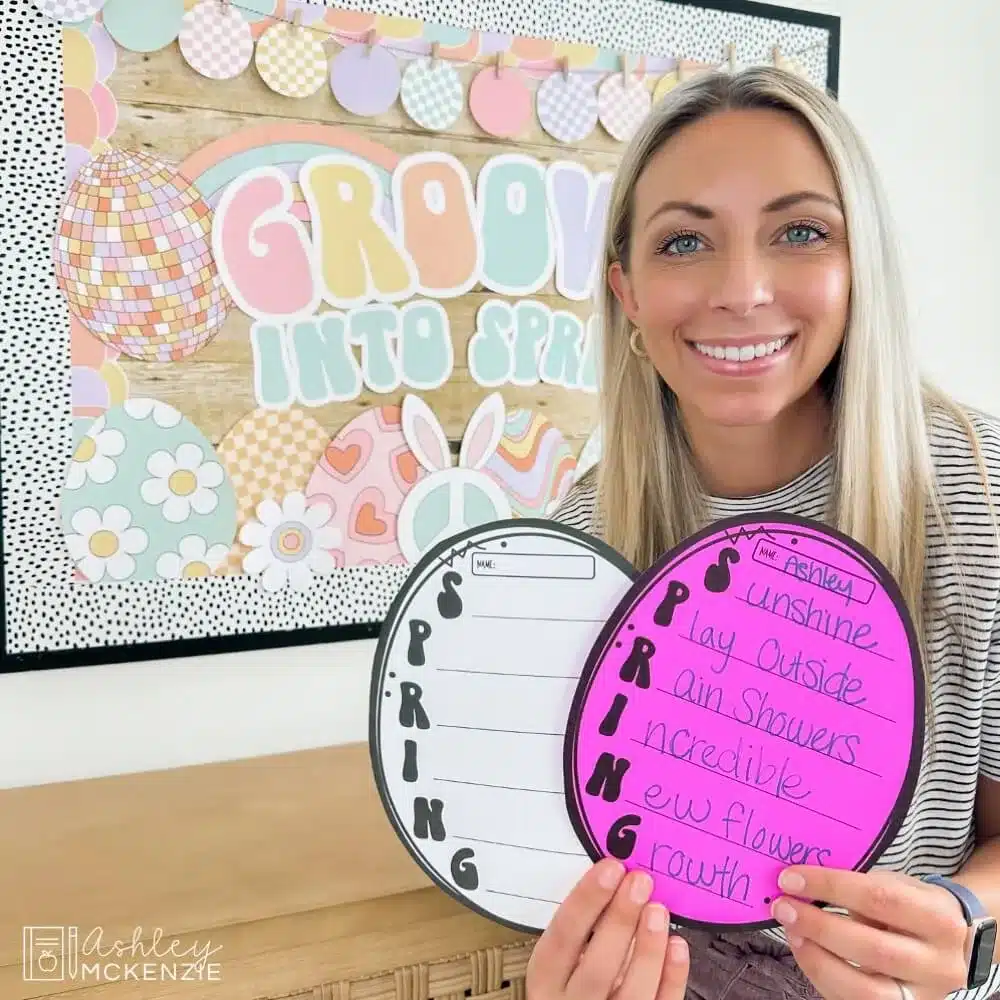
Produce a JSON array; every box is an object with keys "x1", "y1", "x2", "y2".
[{"x1": 278, "y1": 941, "x2": 536, "y2": 1000}]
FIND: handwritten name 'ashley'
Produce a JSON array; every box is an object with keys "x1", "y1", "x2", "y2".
[{"x1": 211, "y1": 153, "x2": 609, "y2": 408}]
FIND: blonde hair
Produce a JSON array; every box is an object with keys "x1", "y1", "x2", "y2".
[{"x1": 595, "y1": 66, "x2": 992, "y2": 671}]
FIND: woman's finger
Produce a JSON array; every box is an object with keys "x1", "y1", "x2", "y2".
[
  {"x1": 527, "y1": 859, "x2": 626, "y2": 994},
  {"x1": 773, "y1": 897, "x2": 932, "y2": 982},
  {"x1": 612, "y1": 904, "x2": 669, "y2": 1000},
  {"x1": 778, "y1": 867, "x2": 957, "y2": 941},
  {"x1": 656, "y1": 935, "x2": 690, "y2": 1000},
  {"x1": 568, "y1": 870, "x2": 653, "y2": 999},
  {"x1": 788, "y1": 934, "x2": 898, "y2": 1000}
]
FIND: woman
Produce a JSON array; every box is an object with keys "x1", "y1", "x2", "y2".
[{"x1": 530, "y1": 66, "x2": 1000, "y2": 1000}]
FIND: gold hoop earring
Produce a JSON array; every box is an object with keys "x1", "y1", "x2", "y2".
[{"x1": 629, "y1": 326, "x2": 648, "y2": 360}]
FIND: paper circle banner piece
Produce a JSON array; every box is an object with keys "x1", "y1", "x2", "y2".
[
  {"x1": 597, "y1": 73, "x2": 652, "y2": 142},
  {"x1": 102, "y1": 0, "x2": 184, "y2": 53},
  {"x1": 400, "y1": 57, "x2": 464, "y2": 131},
  {"x1": 32, "y1": 0, "x2": 107, "y2": 22},
  {"x1": 370, "y1": 518, "x2": 636, "y2": 932},
  {"x1": 537, "y1": 73, "x2": 599, "y2": 144},
  {"x1": 329, "y1": 42, "x2": 401, "y2": 117},
  {"x1": 469, "y1": 64, "x2": 532, "y2": 139},
  {"x1": 179, "y1": 1, "x2": 253, "y2": 81},
  {"x1": 254, "y1": 20, "x2": 327, "y2": 99},
  {"x1": 564, "y1": 512, "x2": 924, "y2": 931}
]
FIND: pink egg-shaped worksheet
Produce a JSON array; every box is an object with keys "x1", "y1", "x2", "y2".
[{"x1": 564, "y1": 512, "x2": 923, "y2": 931}]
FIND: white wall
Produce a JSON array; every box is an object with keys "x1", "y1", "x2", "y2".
[{"x1": 2, "y1": 0, "x2": 997, "y2": 790}]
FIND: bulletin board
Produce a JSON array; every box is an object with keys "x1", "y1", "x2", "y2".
[{"x1": 0, "y1": 0, "x2": 840, "y2": 672}]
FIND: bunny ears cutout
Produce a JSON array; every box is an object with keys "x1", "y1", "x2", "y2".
[
  {"x1": 402, "y1": 391, "x2": 507, "y2": 474},
  {"x1": 397, "y1": 392, "x2": 512, "y2": 564}
]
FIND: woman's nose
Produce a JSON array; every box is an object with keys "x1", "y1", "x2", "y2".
[{"x1": 706, "y1": 248, "x2": 775, "y2": 316}]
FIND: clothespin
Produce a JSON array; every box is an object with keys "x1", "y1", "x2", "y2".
[
  {"x1": 561, "y1": 55, "x2": 570, "y2": 81},
  {"x1": 494, "y1": 50, "x2": 504, "y2": 78},
  {"x1": 431, "y1": 42, "x2": 440, "y2": 67},
  {"x1": 292, "y1": 8, "x2": 302, "y2": 28},
  {"x1": 620, "y1": 52, "x2": 630, "y2": 86},
  {"x1": 772, "y1": 44, "x2": 783, "y2": 67},
  {"x1": 726, "y1": 42, "x2": 736, "y2": 72},
  {"x1": 365, "y1": 27, "x2": 376, "y2": 56}
]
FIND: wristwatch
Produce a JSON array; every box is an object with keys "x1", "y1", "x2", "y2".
[{"x1": 921, "y1": 874, "x2": 998, "y2": 989}]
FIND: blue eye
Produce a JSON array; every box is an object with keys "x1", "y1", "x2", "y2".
[
  {"x1": 659, "y1": 233, "x2": 703, "y2": 255},
  {"x1": 782, "y1": 224, "x2": 827, "y2": 245}
]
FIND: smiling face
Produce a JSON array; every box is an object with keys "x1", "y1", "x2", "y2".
[{"x1": 609, "y1": 107, "x2": 851, "y2": 430}]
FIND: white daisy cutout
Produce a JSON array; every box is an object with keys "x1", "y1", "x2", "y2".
[
  {"x1": 156, "y1": 534, "x2": 230, "y2": 579},
  {"x1": 66, "y1": 505, "x2": 148, "y2": 582},
  {"x1": 239, "y1": 491, "x2": 340, "y2": 593},
  {"x1": 140, "y1": 442, "x2": 225, "y2": 523},
  {"x1": 66, "y1": 414, "x2": 125, "y2": 490},
  {"x1": 123, "y1": 397, "x2": 183, "y2": 428}
]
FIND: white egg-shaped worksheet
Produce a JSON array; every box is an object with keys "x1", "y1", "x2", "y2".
[{"x1": 369, "y1": 518, "x2": 635, "y2": 932}]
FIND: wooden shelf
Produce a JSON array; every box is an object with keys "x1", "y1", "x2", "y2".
[{"x1": 0, "y1": 743, "x2": 533, "y2": 1000}]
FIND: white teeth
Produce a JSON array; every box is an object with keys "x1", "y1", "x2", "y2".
[{"x1": 692, "y1": 336, "x2": 789, "y2": 362}]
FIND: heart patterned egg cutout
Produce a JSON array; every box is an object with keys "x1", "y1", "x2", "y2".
[{"x1": 306, "y1": 404, "x2": 425, "y2": 566}]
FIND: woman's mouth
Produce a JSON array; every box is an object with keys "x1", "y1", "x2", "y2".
[
  {"x1": 686, "y1": 334, "x2": 796, "y2": 375},
  {"x1": 691, "y1": 335, "x2": 792, "y2": 362}
]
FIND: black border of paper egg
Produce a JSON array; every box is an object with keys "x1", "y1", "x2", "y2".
[{"x1": 369, "y1": 512, "x2": 924, "y2": 935}]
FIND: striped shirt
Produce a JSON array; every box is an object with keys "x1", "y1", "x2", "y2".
[{"x1": 551, "y1": 403, "x2": 1000, "y2": 1000}]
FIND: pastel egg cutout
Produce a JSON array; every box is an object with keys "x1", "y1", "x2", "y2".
[
  {"x1": 53, "y1": 148, "x2": 232, "y2": 362},
  {"x1": 370, "y1": 518, "x2": 637, "y2": 932},
  {"x1": 61, "y1": 398, "x2": 237, "y2": 583},
  {"x1": 482, "y1": 408, "x2": 577, "y2": 517},
  {"x1": 329, "y1": 42, "x2": 401, "y2": 117},
  {"x1": 564, "y1": 512, "x2": 923, "y2": 931},
  {"x1": 216, "y1": 406, "x2": 329, "y2": 575},
  {"x1": 469, "y1": 63, "x2": 531, "y2": 138},
  {"x1": 305, "y1": 404, "x2": 425, "y2": 566}
]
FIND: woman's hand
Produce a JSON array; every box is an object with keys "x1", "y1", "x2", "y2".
[
  {"x1": 772, "y1": 865, "x2": 970, "y2": 999},
  {"x1": 526, "y1": 859, "x2": 689, "y2": 1000}
]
